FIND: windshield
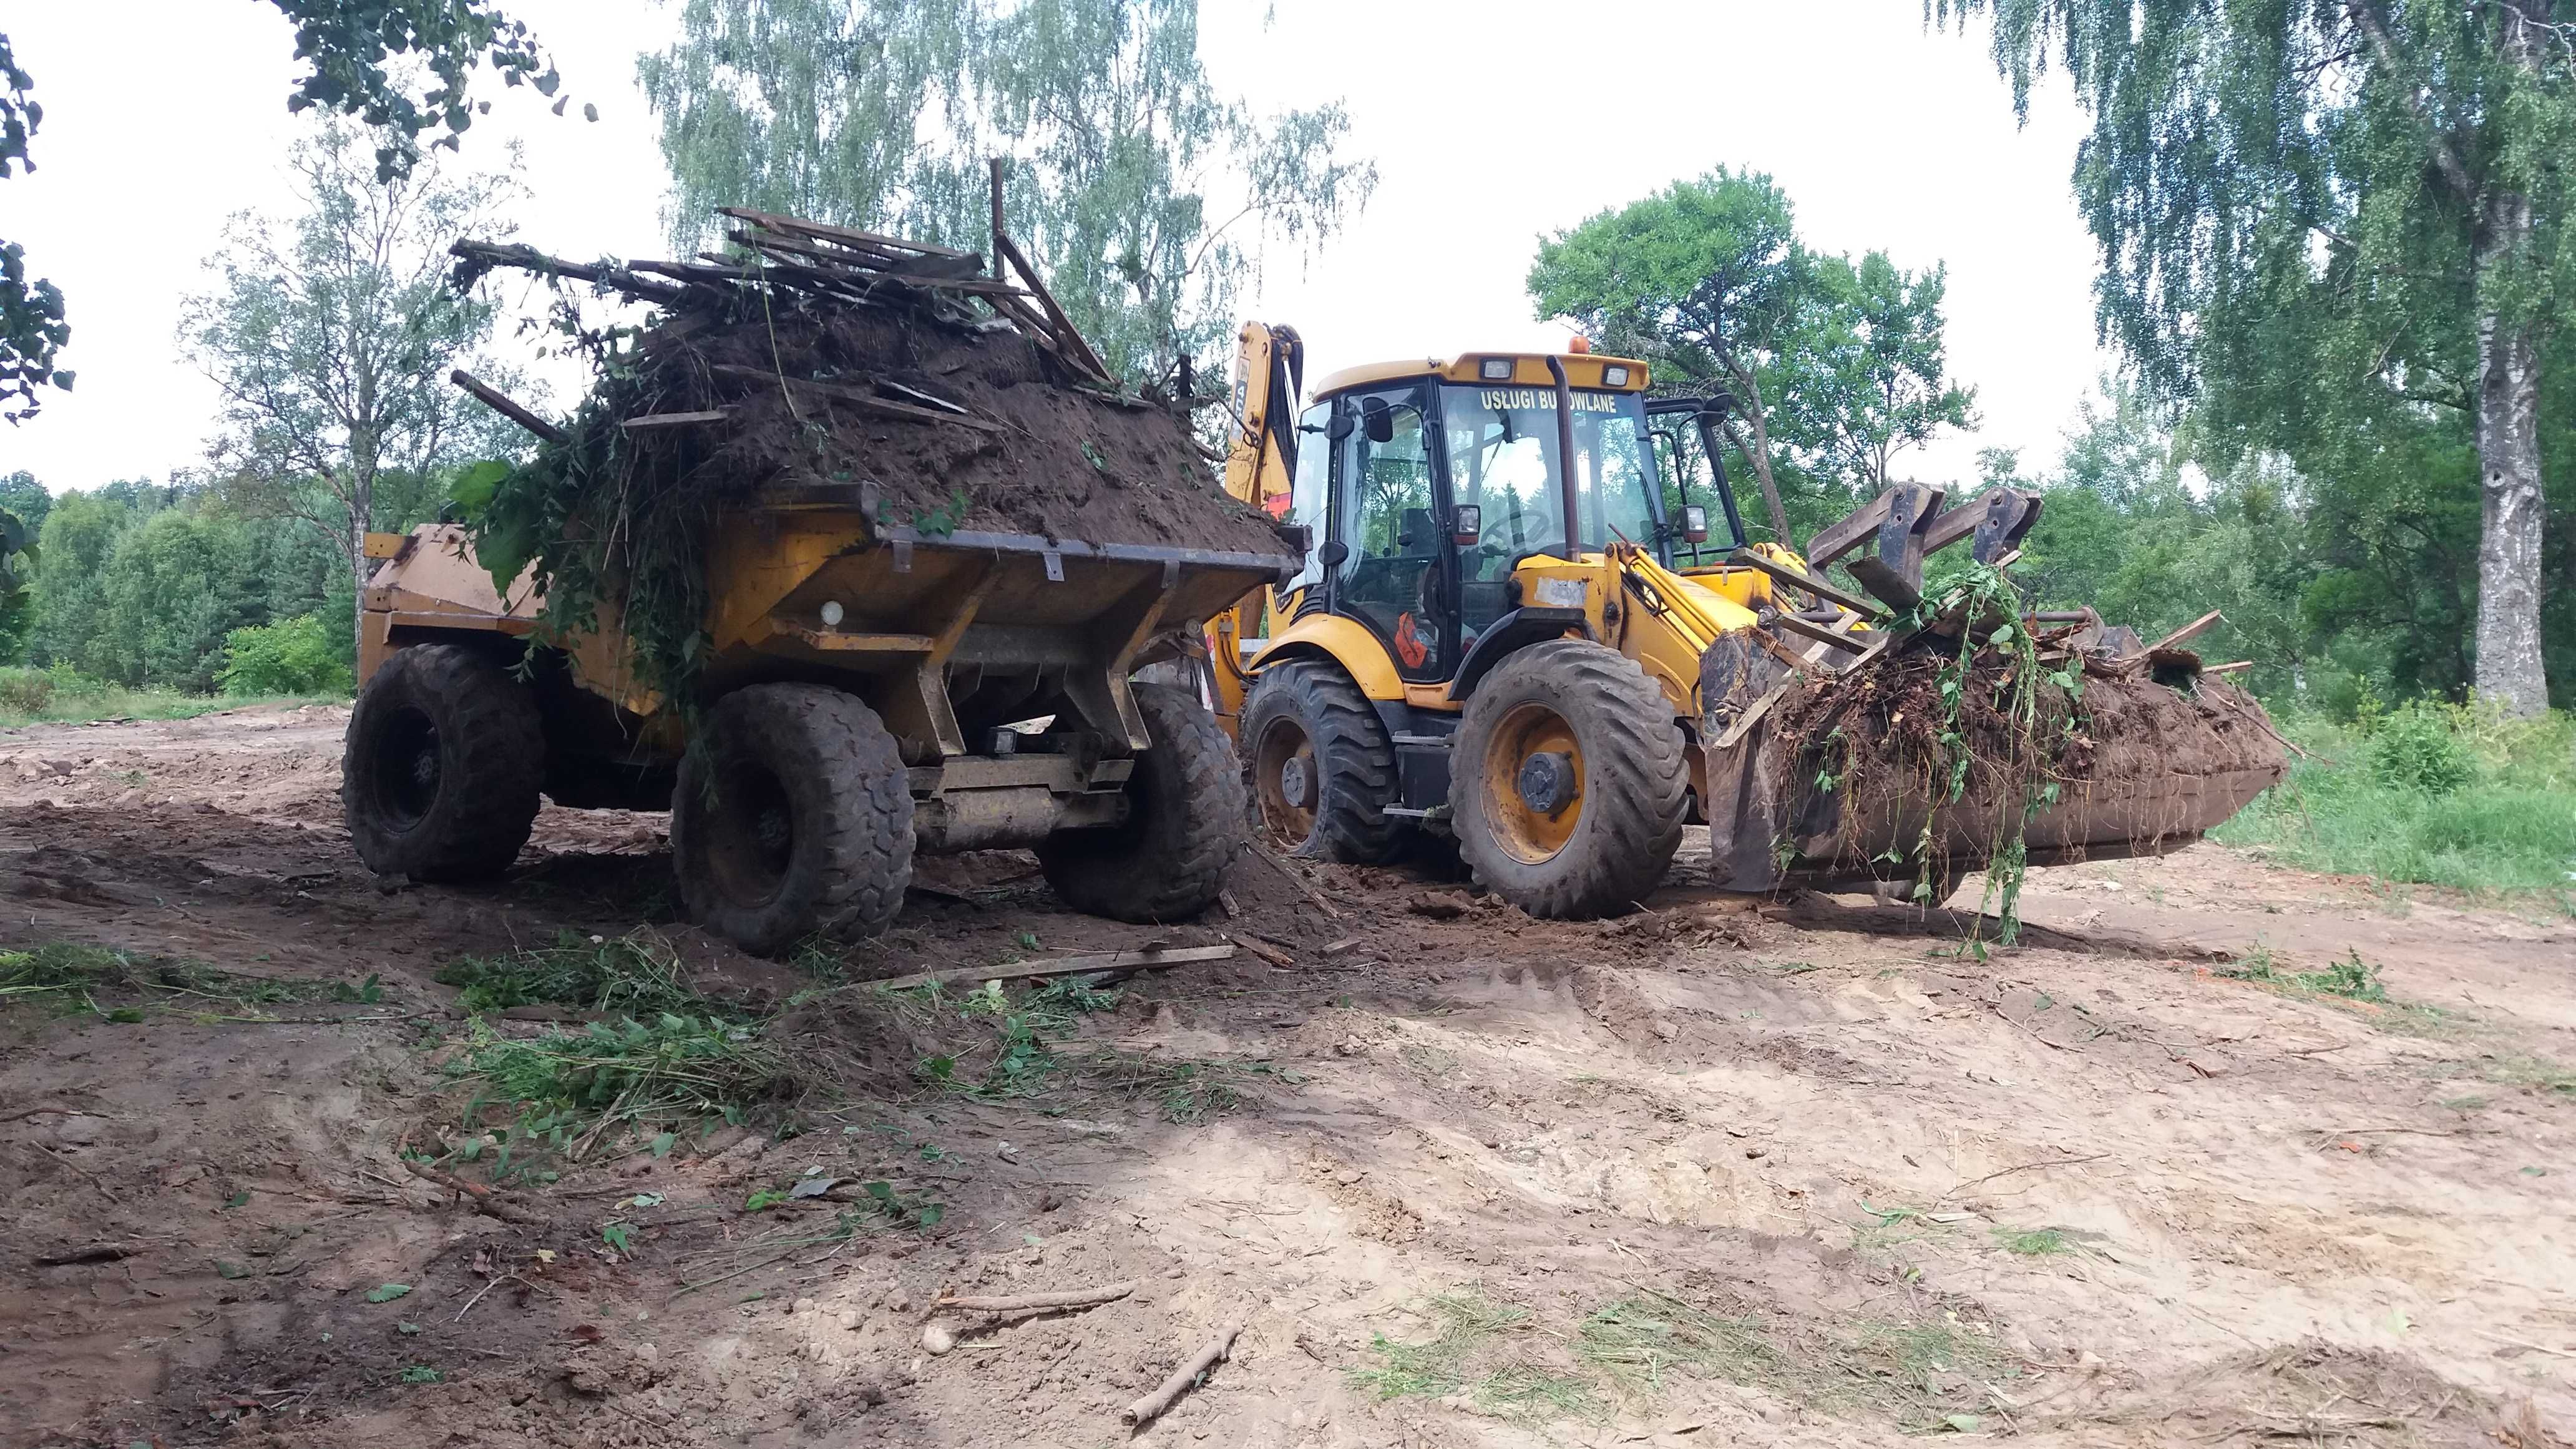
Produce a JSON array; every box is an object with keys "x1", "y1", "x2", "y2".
[{"x1": 1440, "y1": 385, "x2": 1659, "y2": 560}]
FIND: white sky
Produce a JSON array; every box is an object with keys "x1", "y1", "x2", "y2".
[{"x1": 1, "y1": 0, "x2": 2104, "y2": 495}]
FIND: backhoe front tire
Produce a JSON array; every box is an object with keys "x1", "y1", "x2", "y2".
[
  {"x1": 673, "y1": 685, "x2": 914, "y2": 955},
  {"x1": 1239, "y1": 659, "x2": 1401, "y2": 862},
  {"x1": 344, "y1": 644, "x2": 544, "y2": 882},
  {"x1": 1037, "y1": 685, "x2": 1244, "y2": 923},
  {"x1": 1450, "y1": 639, "x2": 1689, "y2": 919}
]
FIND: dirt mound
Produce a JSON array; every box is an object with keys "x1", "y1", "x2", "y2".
[{"x1": 659, "y1": 304, "x2": 1286, "y2": 555}]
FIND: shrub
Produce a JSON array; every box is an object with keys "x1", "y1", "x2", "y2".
[
  {"x1": 2367, "y1": 705, "x2": 2476, "y2": 796},
  {"x1": 216, "y1": 614, "x2": 353, "y2": 696},
  {"x1": 0, "y1": 666, "x2": 54, "y2": 714}
]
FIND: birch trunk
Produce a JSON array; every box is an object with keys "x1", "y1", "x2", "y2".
[{"x1": 2472, "y1": 191, "x2": 2549, "y2": 718}]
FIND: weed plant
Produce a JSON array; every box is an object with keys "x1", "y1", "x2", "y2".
[{"x1": 2217, "y1": 704, "x2": 2576, "y2": 897}]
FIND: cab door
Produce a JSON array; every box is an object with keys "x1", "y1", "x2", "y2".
[{"x1": 1329, "y1": 384, "x2": 1453, "y2": 681}]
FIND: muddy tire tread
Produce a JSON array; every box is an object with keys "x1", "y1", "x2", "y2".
[
  {"x1": 673, "y1": 685, "x2": 914, "y2": 954},
  {"x1": 343, "y1": 643, "x2": 544, "y2": 882},
  {"x1": 1451, "y1": 638, "x2": 1689, "y2": 919},
  {"x1": 1037, "y1": 685, "x2": 1246, "y2": 923},
  {"x1": 1239, "y1": 659, "x2": 1401, "y2": 863}
]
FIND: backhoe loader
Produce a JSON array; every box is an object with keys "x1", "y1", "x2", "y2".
[{"x1": 1209, "y1": 323, "x2": 2286, "y2": 919}]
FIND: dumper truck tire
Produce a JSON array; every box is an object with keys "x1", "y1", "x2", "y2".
[
  {"x1": 674, "y1": 685, "x2": 914, "y2": 954},
  {"x1": 1450, "y1": 639, "x2": 1688, "y2": 919},
  {"x1": 344, "y1": 643, "x2": 544, "y2": 882},
  {"x1": 1238, "y1": 659, "x2": 1402, "y2": 862},
  {"x1": 1036, "y1": 684, "x2": 1243, "y2": 923}
]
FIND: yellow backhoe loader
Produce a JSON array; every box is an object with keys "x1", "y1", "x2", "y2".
[{"x1": 1209, "y1": 323, "x2": 2286, "y2": 919}]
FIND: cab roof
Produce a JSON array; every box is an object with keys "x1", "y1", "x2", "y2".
[{"x1": 1309, "y1": 351, "x2": 1651, "y2": 401}]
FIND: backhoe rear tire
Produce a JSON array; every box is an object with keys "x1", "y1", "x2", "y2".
[
  {"x1": 674, "y1": 685, "x2": 914, "y2": 955},
  {"x1": 1037, "y1": 684, "x2": 1244, "y2": 923},
  {"x1": 344, "y1": 643, "x2": 544, "y2": 882},
  {"x1": 1239, "y1": 659, "x2": 1401, "y2": 862},
  {"x1": 1450, "y1": 639, "x2": 1688, "y2": 919}
]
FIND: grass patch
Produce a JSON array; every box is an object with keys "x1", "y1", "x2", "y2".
[
  {"x1": 1992, "y1": 1226, "x2": 2069, "y2": 1256},
  {"x1": 1351, "y1": 1291, "x2": 1602, "y2": 1421},
  {"x1": 2214, "y1": 943, "x2": 2455, "y2": 1033},
  {"x1": 1575, "y1": 1295, "x2": 1777, "y2": 1393},
  {"x1": 440, "y1": 1013, "x2": 800, "y2": 1171},
  {"x1": 0, "y1": 666, "x2": 339, "y2": 729},
  {"x1": 2214, "y1": 708, "x2": 2576, "y2": 899},
  {"x1": 1393, "y1": 1286, "x2": 2022, "y2": 1432},
  {"x1": 1, "y1": 940, "x2": 377, "y2": 1017},
  {"x1": 435, "y1": 930, "x2": 703, "y2": 1015}
]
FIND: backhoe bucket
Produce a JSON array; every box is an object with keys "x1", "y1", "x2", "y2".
[{"x1": 1701, "y1": 622, "x2": 2288, "y2": 897}]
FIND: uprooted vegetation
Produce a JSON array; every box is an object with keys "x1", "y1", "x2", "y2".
[
  {"x1": 0, "y1": 940, "x2": 383, "y2": 1020},
  {"x1": 447, "y1": 213, "x2": 1287, "y2": 715},
  {"x1": 1767, "y1": 565, "x2": 2287, "y2": 942}
]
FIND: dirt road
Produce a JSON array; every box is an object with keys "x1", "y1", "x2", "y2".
[{"x1": 3, "y1": 704, "x2": 2570, "y2": 1447}]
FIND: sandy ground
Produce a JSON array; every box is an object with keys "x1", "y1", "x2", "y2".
[{"x1": 2, "y1": 703, "x2": 2571, "y2": 1448}]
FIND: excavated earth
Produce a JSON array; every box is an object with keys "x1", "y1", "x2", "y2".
[
  {"x1": 4, "y1": 703, "x2": 2573, "y2": 1448},
  {"x1": 595, "y1": 299, "x2": 1289, "y2": 559}
]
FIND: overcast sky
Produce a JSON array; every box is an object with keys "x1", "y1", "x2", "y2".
[{"x1": 1, "y1": 1, "x2": 2102, "y2": 496}]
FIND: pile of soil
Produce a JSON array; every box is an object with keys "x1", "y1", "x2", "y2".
[{"x1": 632, "y1": 305, "x2": 1289, "y2": 557}]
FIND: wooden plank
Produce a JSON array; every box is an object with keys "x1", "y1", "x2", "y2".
[
  {"x1": 2203, "y1": 660, "x2": 2254, "y2": 675},
  {"x1": 620, "y1": 409, "x2": 731, "y2": 431},
  {"x1": 866, "y1": 944, "x2": 1237, "y2": 993},
  {"x1": 1769, "y1": 610, "x2": 1871, "y2": 652},
  {"x1": 994, "y1": 229, "x2": 1116, "y2": 386},
  {"x1": 1724, "y1": 548, "x2": 1888, "y2": 620},
  {"x1": 448, "y1": 369, "x2": 567, "y2": 446},
  {"x1": 718, "y1": 207, "x2": 979, "y2": 260},
  {"x1": 2148, "y1": 609, "x2": 2224, "y2": 653}
]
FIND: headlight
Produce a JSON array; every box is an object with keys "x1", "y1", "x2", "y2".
[
  {"x1": 1602, "y1": 364, "x2": 1630, "y2": 387},
  {"x1": 1479, "y1": 358, "x2": 1513, "y2": 381}
]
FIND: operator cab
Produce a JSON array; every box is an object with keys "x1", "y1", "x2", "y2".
[{"x1": 1269, "y1": 351, "x2": 1745, "y2": 685}]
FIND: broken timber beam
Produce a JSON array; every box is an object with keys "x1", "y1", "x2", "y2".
[{"x1": 449, "y1": 369, "x2": 567, "y2": 446}]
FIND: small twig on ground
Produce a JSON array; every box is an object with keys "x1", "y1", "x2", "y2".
[
  {"x1": 0, "y1": 1103, "x2": 89, "y2": 1125},
  {"x1": 1125, "y1": 1320, "x2": 1242, "y2": 1428},
  {"x1": 935, "y1": 1282, "x2": 1134, "y2": 1315},
  {"x1": 1934, "y1": 1153, "x2": 2114, "y2": 1207},
  {"x1": 401, "y1": 1158, "x2": 548, "y2": 1226},
  {"x1": 455, "y1": 1271, "x2": 527, "y2": 1323}
]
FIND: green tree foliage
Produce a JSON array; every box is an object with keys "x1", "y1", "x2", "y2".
[
  {"x1": 1, "y1": 35, "x2": 70, "y2": 424},
  {"x1": 3, "y1": 4, "x2": 561, "y2": 426},
  {"x1": 638, "y1": 0, "x2": 1376, "y2": 388},
  {"x1": 1528, "y1": 170, "x2": 1976, "y2": 547},
  {"x1": 1933, "y1": 0, "x2": 2576, "y2": 714},
  {"x1": 218, "y1": 613, "x2": 356, "y2": 696},
  {"x1": 183, "y1": 125, "x2": 531, "y2": 642},
  {"x1": 26, "y1": 482, "x2": 348, "y2": 693}
]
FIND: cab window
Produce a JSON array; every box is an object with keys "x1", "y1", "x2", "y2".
[{"x1": 1334, "y1": 386, "x2": 1445, "y2": 677}]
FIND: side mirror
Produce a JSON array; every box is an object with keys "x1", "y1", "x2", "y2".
[
  {"x1": 1361, "y1": 396, "x2": 1395, "y2": 444},
  {"x1": 1319, "y1": 540, "x2": 1350, "y2": 569},
  {"x1": 1705, "y1": 391, "x2": 1738, "y2": 416},
  {"x1": 1450, "y1": 503, "x2": 1483, "y2": 545},
  {"x1": 1682, "y1": 505, "x2": 1709, "y2": 544},
  {"x1": 1326, "y1": 412, "x2": 1355, "y2": 442}
]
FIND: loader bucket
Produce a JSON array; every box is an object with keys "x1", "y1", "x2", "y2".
[{"x1": 1702, "y1": 630, "x2": 2289, "y2": 897}]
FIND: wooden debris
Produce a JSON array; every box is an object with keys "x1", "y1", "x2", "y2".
[
  {"x1": 448, "y1": 369, "x2": 567, "y2": 446},
  {"x1": 403, "y1": 1157, "x2": 547, "y2": 1226},
  {"x1": 618, "y1": 409, "x2": 732, "y2": 432},
  {"x1": 2147, "y1": 609, "x2": 2224, "y2": 655},
  {"x1": 934, "y1": 1282, "x2": 1134, "y2": 1315},
  {"x1": 706, "y1": 364, "x2": 1006, "y2": 434},
  {"x1": 865, "y1": 944, "x2": 1235, "y2": 993},
  {"x1": 1124, "y1": 1321, "x2": 1242, "y2": 1428},
  {"x1": 1227, "y1": 932, "x2": 1296, "y2": 968},
  {"x1": 1723, "y1": 548, "x2": 1889, "y2": 620},
  {"x1": 2203, "y1": 660, "x2": 2254, "y2": 675}
]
